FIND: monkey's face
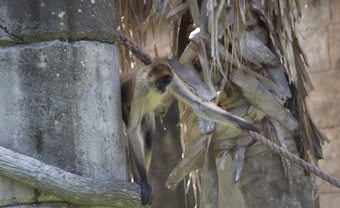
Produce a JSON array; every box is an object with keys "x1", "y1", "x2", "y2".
[
  {"x1": 152, "y1": 76, "x2": 172, "y2": 94},
  {"x1": 148, "y1": 63, "x2": 174, "y2": 94}
]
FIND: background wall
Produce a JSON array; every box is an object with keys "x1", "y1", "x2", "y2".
[{"x1": 298, "y1": 0, "x2": 340, "y2": 207}]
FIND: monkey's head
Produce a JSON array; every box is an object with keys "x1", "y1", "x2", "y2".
[{"x1": 148, "y1": 63, "x2": 173, "y2": 94}]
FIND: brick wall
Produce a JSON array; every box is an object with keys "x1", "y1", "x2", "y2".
[{"x1": 298, "y1": 1, "x2": 340, "y2": 207}]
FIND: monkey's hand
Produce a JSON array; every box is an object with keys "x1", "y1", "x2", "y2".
[{"x1": 139, "y1": 182, "x2": 153, "y2": 205}]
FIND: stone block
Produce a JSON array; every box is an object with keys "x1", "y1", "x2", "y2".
[
  {"x1": 298, "y1": 1, "x2": 331, "y2": 30},
  {"x1": 0, "y1": 0, "x2": 116, "y2": 45},
  {"x1": 318, "y1": 192, "x2": 340, "y2": 208},
  {"x1": 331, "y1": 0, "x2": 340, "y2": 23},
  {"x1": 316, "y1": 126, "x2": 340, "y2": 193},
  {"x1": 0, "y1": 40, "x2": 125, "y2": 205},
  {"x1": 329, "y1": 23, "x2": 340, "y2": 68},
  {"x1": 308, "y1": 70, "x2": 340, "y2": 127},
  {"x1": 299, "y1": 28, "x2": 329, "y2": 73}
]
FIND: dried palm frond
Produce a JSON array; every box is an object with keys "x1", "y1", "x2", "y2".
[{"x1": 116, "y1": 0, "x2": 324, "y2": 207}]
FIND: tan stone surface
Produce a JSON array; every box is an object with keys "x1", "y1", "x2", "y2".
[
  {"x1": 318, "y1": 192, "x2": 340, "y2": 208},
  {"x1": 331, "y1": 0, "x2": 340, "y2": 23},
  {"x1": 299, "y1": 28, "x2": 330, "y2": 72},
  {"x1": 308, "y1": 70, "x2": 340, "y2": 127},
  {"x1": 309, "y1": 71, "x2": 340, "y2": 206},
  {"x1": 301, "y1": 1, "x2": 340, "y2": 205},
  {"x1": 316, "y1": 126, "x2": 340, "y2": 201},
  {"x1": 299, "y1": 1, "x2": 331, "y2": 29},
  {"x1": 329, "y1": 23, "x2": 340, "y2": 68}
]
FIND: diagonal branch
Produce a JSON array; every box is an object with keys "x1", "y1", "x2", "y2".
[
  {"x1": 0, "y1": 145, "x2": 144, "y2": 208},
  {"x1": 116, "y1": 31, "x2": 154, "y2": 65}
]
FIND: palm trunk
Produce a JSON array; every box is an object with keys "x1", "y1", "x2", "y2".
[{"x1": 240, "y1": 120, "x2": 316, "y2": 208}]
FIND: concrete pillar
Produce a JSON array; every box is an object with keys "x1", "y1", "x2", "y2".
[{"x1": 0, "y1": 1, "x2": 125, "y2": 207}]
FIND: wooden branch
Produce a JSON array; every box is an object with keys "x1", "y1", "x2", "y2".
[
  {"x1": 0, "y1": 145, "x2": 144, "y2": 208},
  {"x1": 116, "y1": 31, "x2": 154, "y2": 65}
]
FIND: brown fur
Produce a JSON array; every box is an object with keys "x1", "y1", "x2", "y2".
[{"x1": 148, "y1": 63, "x2": 173, "y2": 81}]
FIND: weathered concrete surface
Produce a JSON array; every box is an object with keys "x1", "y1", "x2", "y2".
[
  {"x1": 308, "y1": 71, "x2": 340, "y2": 128},
  {"x1": 0, "y1": 0, "x2": 116, "y2": 45},
  {"x1": 5, "y1": 203, "x2": 71, "y2": 208},
  {"x1": 0, "y1": 40, "x2": 125, "y2": 206},
  {"x1": 0, "y1": 27, "x2": 15, "y2": 45}
]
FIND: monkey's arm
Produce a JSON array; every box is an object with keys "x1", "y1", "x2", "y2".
[
  {"x1": 126, "y1": 101, "x2": 146, "y2": 178},
  {"x1": 169, "y1": 73, "x2": 259, "y2": 132}
]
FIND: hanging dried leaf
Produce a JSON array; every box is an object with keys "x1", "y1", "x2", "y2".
[
  {"x1": 266, "y1": 62, "x2": 292, "y2": 99},
  {"x1": 249, "y1": 26, "x2": 269, "y2": 45},
  {"x1": 166, "y1": 2, "x2": 189, "y2": 20},
  {"x1": 230, "y1": 146, "x2": 246, "y2": 195},
  {"x1": 232, "y1": 70, "x2": 299, "y2": 131},
  {"x1": 168, "y1": 59, "x2": 214, "y2": 100},
  {"x1": 153, "y1": 0, "x2": 170, "y2": 18},
  {"x1": 200, "y1": 136, "x2": 218, "y2": 208},
  {"x1": 208, "y1": 39, "x2": 276, "y2": 89},
  {"x1": 200, "y1": 0, "x2": 209, "y2": 39},
  {"x1": 166, "y1": 135, "x2": 207, "y2": 190},
  {"x1": 239, "y1": 30, "x2": 278, "y2": 66},
  {"x1": 179, "y1": 40, "x2": 199, "y2": 63},
  {"x1": 188, "y1": 0, "x2": 201, "y2": 25},
  {"x1": 191, "y1": 34, "x2": 217, "y2": 98},
  {"x1": 267, "y1": 119, "x2": 293, "y2": 191}
]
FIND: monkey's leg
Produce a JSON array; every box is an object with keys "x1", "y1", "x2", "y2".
[
  {"x1": 128, "y1": 144, "x2": 153, "y2": 205},
  {"x1": 142, "y1": 113, "x2": 155, "y2": 172},
  {"x1": 127, "y1": 127, "x2": 153, "y2": 205}
]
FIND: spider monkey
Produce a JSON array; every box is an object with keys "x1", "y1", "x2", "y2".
[{"x1": 120, "y1": 61, "x2": 259, "y2": 205}]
